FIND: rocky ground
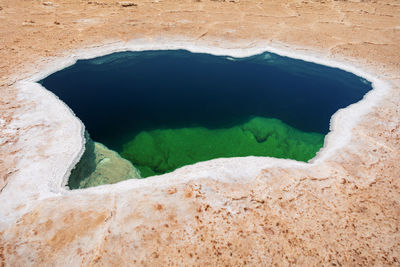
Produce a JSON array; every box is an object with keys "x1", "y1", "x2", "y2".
[{"x1": 0, "y1": 0, "x2": 400, "y2": 265}]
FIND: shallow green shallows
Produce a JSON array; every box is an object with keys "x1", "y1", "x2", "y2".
[
  {"x1": 68, "y1": 116, "x2": 324, "y2": 188},
  {"x1": 120, "y1": 117, "x2": 324, "y2": 178}
]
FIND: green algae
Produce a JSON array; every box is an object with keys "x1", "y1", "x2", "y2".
[{"x1": 120, "y1": 117, "x2": 325, "y2": 177}]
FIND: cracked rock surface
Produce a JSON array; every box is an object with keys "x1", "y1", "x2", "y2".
[{"x1": 0, "y1": 0, "x2": 400, "y2": 265}]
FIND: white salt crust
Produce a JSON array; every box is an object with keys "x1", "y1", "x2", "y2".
[{"x1": 0, "y1": 37, "x2": 391, "y2": 226}]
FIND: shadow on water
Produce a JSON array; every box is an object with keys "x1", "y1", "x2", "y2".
[{"x1": 68, "y1": 132, "x2": 97, "y2": 189}]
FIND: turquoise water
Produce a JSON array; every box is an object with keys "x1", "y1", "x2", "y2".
[{"x1": 39, "y1": 50, "x2": 372, "y2": 185}]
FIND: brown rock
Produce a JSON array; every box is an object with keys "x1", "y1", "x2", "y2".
[{"x1": 0, "y1": 0, "x2": 399, "y2": 265}]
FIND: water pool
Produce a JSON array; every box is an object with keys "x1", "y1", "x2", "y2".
[{"x1": 39, "y1": 50, "x2": 372, "y2": 188}]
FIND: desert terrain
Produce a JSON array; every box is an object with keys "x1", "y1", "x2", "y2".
[{"x1": 0, "y1": 0, "x2": 400, "y2": 265}]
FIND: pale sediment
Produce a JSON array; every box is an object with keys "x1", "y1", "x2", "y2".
[{"x1": 69, "y1": 132, "x2": 141, "y2": 189}]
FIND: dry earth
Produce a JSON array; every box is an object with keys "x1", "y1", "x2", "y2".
[{"x1": 1, "y1": 0, "x2": 400, "y2": 266}]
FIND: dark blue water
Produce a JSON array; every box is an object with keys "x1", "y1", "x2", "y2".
[{"x1": 39, "y1": 50, "x2": 372, "y2": 151}]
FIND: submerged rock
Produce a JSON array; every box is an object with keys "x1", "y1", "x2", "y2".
[
  {"x1": 68, "y1": 132, "x2": 141, "y2": 189},
  {"x1": 121, "y1": 117, "x2": 324, "y2": 177}
]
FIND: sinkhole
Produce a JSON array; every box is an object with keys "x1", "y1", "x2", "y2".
[{"x1": 39, "y1": 50, "x2": 372, "y2": 189}]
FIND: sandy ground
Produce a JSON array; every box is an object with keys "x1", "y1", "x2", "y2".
[{"x1": 1, "y1": 0, "x2": 400, "y2": 265}]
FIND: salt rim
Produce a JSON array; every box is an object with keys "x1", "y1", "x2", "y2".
[
  {"x1": 0, "y1": 36, "x2": 391, "y2": 225},
  {"x1": 23, "y1": 37, "x2": 391, "y2": 189}
]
